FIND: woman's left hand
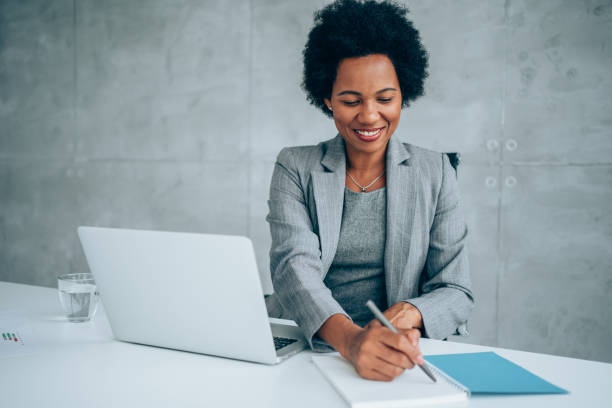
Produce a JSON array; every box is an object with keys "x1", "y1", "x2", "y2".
[{"x1": 367, "y1": 302, "x2": 423, "y2": 331}]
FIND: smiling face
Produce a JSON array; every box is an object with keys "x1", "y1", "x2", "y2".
[{"x1": 324, "y1": 54, "x2": 402, "y2": 162}]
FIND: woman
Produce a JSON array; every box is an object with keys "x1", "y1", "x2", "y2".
[{"x1": 266, "y1": 0, "x2": 473, "y2": 381}]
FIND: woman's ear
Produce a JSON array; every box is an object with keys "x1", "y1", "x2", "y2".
[{"x1": 323, "y1": 98, "x2": 332, "y2": 111}]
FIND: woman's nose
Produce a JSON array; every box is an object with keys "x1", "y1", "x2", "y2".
[{"x1": 358, "y1": 100, "x2": 380, "y2": 124}]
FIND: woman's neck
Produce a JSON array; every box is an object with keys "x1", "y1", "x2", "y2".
[{"x1": 345, "y1": 146, "x2": 386, "y2": 174}]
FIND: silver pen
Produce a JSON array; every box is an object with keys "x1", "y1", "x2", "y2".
[{"x1": 365, "y1": 300, "x2": 437, "y2": 383}]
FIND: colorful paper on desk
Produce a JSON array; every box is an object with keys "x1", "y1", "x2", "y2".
[
  {"x1": 0, "y1": 310, "x2": 37, "y2": 358},
  {"x1": 425, "y1": 352, "x2": 568, "y2": 394}
]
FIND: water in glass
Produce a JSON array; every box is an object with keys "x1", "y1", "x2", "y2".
[{"x1": 59, "y1": 284, "x2": 97, "y2": 322}]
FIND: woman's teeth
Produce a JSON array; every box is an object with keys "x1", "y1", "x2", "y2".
[{"x1": 355, "y1": 128, "x2": 382, "y2": 136}]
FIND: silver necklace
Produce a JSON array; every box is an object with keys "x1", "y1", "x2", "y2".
[{"x1": 346, "y1": 170, "x2": 385, "y2": 192}]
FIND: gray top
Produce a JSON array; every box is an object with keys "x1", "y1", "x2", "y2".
[{"x1": 324, "y1": 187, "x2": 387, "y2": 327}]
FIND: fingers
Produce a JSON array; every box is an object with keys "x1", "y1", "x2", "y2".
[
  {"x1": 372, "y1": 356, "x2": 406, "y2": 380},
  {"x1": 378, "y1": 327, "x2": 424, "y2": 366},
  {"x1": 365, "y1": 319, "x2": 382, "y2": 329},
  {"x1": 353, "y1": 349, "x2": 406, "y2": 381},
  {"x1": 401, "y1": 328, "x2": 424, "y2": 366},
  {"x1": 399, "y1": 327, "x2": 421, "y2": 347},
  {"x1": 348, "y1": 326, "x2": 424, "y2": 382},
  {"x1": 376, "y1": 345, "x2": 415, "y2": 370},
  {"x1": 357, "y1": 366, "x2": 395, "y2": 382}
]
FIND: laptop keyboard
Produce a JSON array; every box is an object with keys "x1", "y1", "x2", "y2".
[{"x1": 273, "y1": 336, "x2": 298, "y2": 351}]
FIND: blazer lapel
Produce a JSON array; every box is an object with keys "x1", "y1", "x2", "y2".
[
  {"x1": 384, "y1": 137, "x2": 416, "y2": 303},
  {"x1": 312, "y1": 135, "x2": 346, "y2": 275}
]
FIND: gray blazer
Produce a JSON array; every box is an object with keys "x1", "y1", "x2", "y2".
[{"x1": 266, "y1": 135, "x2": 473, "y2": 350}]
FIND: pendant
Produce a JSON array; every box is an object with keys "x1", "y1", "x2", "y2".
[{"x1": 362, "y1": 187, "x2": 367, "y2": 192}]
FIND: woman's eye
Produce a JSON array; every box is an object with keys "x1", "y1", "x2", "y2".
[
  {"x1": 342, "y1": 100, "x2": 360, "y2": 106},
  {"x1": 378, "y1": 98, "x2": 392, "y2": 103}
]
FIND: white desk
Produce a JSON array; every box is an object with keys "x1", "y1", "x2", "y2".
[{"x1": 0, "y1": 281, "x2": 610, "y2": 407}]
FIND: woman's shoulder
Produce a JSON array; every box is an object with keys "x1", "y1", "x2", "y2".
[
  {"x1": 399, "y1": 140, "x2": 442, "y2": 160},
  {"x1": 398, "y1": 140, "x2": 447, "y2": 166},
  {"x1": 395, "y1": 140, "x2": 454, "y2": 183},
  {"x1": 275, "y1": 136, "x2": 338, "y2": 172}
]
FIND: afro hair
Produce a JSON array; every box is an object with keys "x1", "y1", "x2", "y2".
[{"x1": 302, "y1": 0, "x2": 429, "y2": 117}]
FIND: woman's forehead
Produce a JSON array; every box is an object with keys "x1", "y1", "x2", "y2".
[{"x1": 333, "y1": 54, "x2": 400, "y2": 94}]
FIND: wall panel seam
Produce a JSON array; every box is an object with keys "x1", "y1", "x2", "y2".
[
  {"x1": 73, "y1": 0, "x2": 77, "y2": 162},
  {"x1": 246, "y1": 0, "x2": 254, "y2": 237}
]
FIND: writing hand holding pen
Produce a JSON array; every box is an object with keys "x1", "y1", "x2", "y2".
[{"x1": 366, "y1": 300, "x2": 437, "y2": 382}]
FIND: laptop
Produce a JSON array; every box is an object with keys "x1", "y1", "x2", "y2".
[{"x1": 77, "y1": 226, "x2": 307, "y2": 364}]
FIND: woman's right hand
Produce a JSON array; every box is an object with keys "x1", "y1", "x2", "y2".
[
  {"x1": 318, "y1": 314, "x2": 424, "y2": 381},
  {"x1": 341, "y1": 324, "x2": 424, "y2": 381}
]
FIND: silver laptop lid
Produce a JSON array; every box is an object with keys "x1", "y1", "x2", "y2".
[{"x1": 78, "y1": 226, "x2": 278, "y2": 364}]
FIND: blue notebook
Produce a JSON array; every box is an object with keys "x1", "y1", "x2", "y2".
[{"x1": 425, "y1": 351, "x2": 568, "y2": 395}]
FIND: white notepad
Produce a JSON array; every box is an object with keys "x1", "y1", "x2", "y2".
[{"x1": 312, "y1": 354, "x2": 469, "y2": 408}]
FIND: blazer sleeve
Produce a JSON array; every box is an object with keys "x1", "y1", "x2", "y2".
[
  {"x1": 266, "y1": 148, "x2": 350, "y2": 350},
  {"x1": 405, "y1": 153, "x2": 474, "y2": 339}
]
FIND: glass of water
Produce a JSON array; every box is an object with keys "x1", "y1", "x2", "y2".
[{"x1": 57, "y1": 273, "x2": 99, "y2": 322}]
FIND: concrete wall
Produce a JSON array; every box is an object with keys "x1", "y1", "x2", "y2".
[{"x1": 1, "y1": 0, "x2": 611, "y2": 362}]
